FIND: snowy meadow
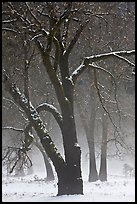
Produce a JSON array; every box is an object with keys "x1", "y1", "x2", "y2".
[
  {"x1": 2, "y1": 153, "x2": 135, "y2": 202},
  {"x1": 2, "y1": 174, "x2": 135, "y2": 202}
]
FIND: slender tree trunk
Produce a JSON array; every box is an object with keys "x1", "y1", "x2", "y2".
[
  {"x1": 99, "y1": 111, "x2": 108, "y2": 182},
  {"x1": 86, "y1": 99, "x2": 98, "y2": 182},
  {"x1": 76, "y1": 90, "x2": 98, "y2": 182},
  {"x1": 34, "y1": 142, "x2": 54, "y2": 181},
  {"x1": 87, "y1": 129, "x2": 98, "y2": 182}
]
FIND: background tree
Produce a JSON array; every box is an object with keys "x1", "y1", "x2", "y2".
[{"x1": 73, "y1": 2, "x2": 135, "y2": 182}]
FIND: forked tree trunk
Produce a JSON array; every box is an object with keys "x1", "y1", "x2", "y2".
[
  {"x1": 4, "y1": 77, "x2": 83, "y2": 195},
  {"x1": 99, "y1": 111, "x2": 108, "y2": 182},
  {"x1": 54, "y1": 56, "x2": 83, "y2": 195},
  {"x1": 36, "y1": 99, "x2": 83, "y2": 195}
]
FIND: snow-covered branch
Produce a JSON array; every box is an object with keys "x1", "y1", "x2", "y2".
[
  {"x1": 69, "y1": 63, "x2": 86, "y2": 85},
  {"x1": 2, "y1": 18, "x2": 17, "y2": 24},
  {"x1": 86, "y1": 50, "x2": 135, "y2": 64},
  {"x1": 36, "y1": 103, "x2": 63, "y2": 129},
  {"x1": 70, "y1": 49, "x2": 135, "y2": 85},
  {"x1": 3, "y1": 70, "x2": 66, "y2": 167},
  {"x1": 88, "y1": 63, "x2": 116, "y2": 79},
  {"x1": 2, "y1": 27, "x2": 20, "y2": 34},
  {"x1": 2, "y1": 126, "x2": 24, "y2": 132}
]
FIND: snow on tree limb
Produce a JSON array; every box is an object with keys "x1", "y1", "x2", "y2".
[
  {"x1": 2, "y1": 126, "x2": 24, "y2": 132},
  {"x1": 4, "y1": 102, "x2": 63, "y2": 150},
  {"x1": 69, "y1": 63, "x2": 86, "y2": 85},
  {"x1": 86, "y1": 50, "x2": 135, "y2": 64},
  {"x1": 36, "y1": 103, "x2": 63, "y2": 129},
  {"x1": 3, "y1": 71, "x2": 66, "y2": 167},
  {"x1": 70, "y1": 50, "x2": 135, "y2": 85},
  {"x1": 2, "y1": 27, "x2": 20, "y2": 34}
]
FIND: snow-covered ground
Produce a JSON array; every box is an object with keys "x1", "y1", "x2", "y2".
[
  {"x1": 2, "y1": 145, "x2": 135, "y2": 202},
  {"x1": 2, "y1": 172, "x2": 135, "y2": 202},
  {"x1": 2, "y1": 174, "x2": 135, "y2": 202}
]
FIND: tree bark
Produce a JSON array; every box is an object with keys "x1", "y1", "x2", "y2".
[
  {"x1": 54, "y1": 55, "x2": 83, "y2": 195},
  {"x1": 57, "y1": 162, "x2": 83, "y2": 195},
  {"x1": 57, "y1": 101, "x2": 83, "y2": 195}
]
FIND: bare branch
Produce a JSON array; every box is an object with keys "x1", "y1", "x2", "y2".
[
  {"x1": 88, "y1": 62, "x2": 115, "y2": 77},
  {"x1": 3, "y1": 97, "x2": 28, "y2": 121},
  {"x1": 29, "y1": 33, "x2": 43, "y2": 42},
  {"x1": 65, "y1": 19, "x2": 90, "y2": 57},
  {"x1": 69, "y1": 63, "x2": 86, "y2": 85},
  {"x1": 2, "y1": 145, "x2": 32, "y2": 174},
  {"x1": 92, "y1": 67, "x2": 130, "y2": 154},
  {"x1": 91, "y1": 63, "x2": 121, "y2": 126},
  {"x1": 86, "y1": 50, "x2": 135, "y2": 64},
  {"x1": 35, "y1": 40, "x2": 67, "y2": 110},
  {"x1": 70, "y1": 49, "x2": 135, "y2": 85},
  {"x1": 3, "y1": 97, "x2": 24, "y2": 113},
  {"x1": 2, "y1": 18, "x2": 17, "y2": 24},
  {"x1": 2, "y1": 126, "x2": 24, "y2": 132},
  {"x1": 2, "y1": 27, "x2": 20, "y2": 34},
  {"x1": 7, "y1": 2, "x2": 32, "y2": 25},
  {"x1": 62, "y1": 15, "x2": 71, "y2": 48},
  {"x1": 113, "y1": 53, "x2": 135, "y2": 67},
  {"x1": 25, "y1": 2, "x2": 41, "y2": 27},
  {"x1": 107, "y1": 137, "x2": 134, "y2": 154},
  {"x1": 45, "y1": 4, "x2": 72, "y2": 54}
]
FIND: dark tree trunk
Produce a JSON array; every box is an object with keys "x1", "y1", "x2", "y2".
[
  {"x1": 57, "y1": 103, "x2": 83, "y2": 195},
  {"x1": 54, "y1": 56, "x2": 83, "y2": 195},
  {"x1": 40, "y1": 114, "x2": 83, "y2": 195},
  {"x1": 57, "y1": 163, "x2": 83, "y2": 195},
  {"x1": 37, "y1": 99, "x2": 83, "y2": 195},
  {"x1": 99, "y1": 111, "x2": 108, "y2": 182}
]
